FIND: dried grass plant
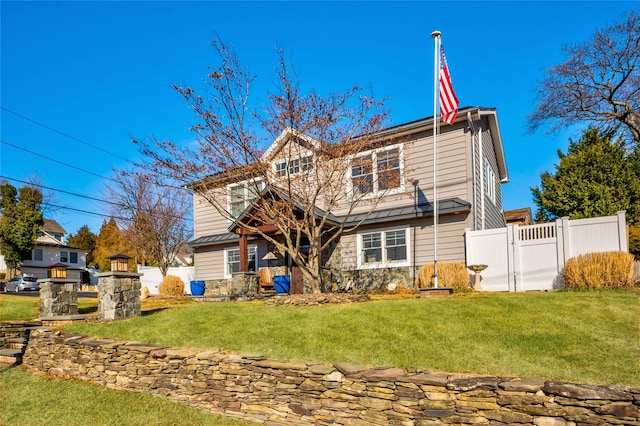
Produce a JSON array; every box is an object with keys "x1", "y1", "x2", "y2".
[
  {"x1": 563, "y1": 251, "x2": 635, "y2": 289},
  {"x1": 417, "y1": 262, "x2": 472, "y2": 292},
  {"x1": 158, "y1": 275, "x2": 185, "y2": 297}
]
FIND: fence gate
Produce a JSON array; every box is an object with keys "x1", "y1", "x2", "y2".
[{"x1": 465, "y1": 212, "x2": 628, "y2": 292}]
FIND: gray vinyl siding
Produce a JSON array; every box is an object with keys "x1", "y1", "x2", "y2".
[
  {"x1": 340, "y1": 213, "x2": 470, "y2": 271},
  {"x1": 193, "y1": 192, "x2": 231, "y2": 238},
  {"x1": 194, "y1": 246, "x2": 226, "y2": 281},
  {"x1": 332, "y1": 120, "x2": 472, "y2": 217},
  {"x1": 480, "y1": 118, "x2": 505, "y2": 229}
]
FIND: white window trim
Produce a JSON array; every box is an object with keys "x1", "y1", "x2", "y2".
[
  {"x1": 484, "y1": 161, "x2": 496, "y2": 204},
  {"x1": 224, "y1": 244, "x2": 258, "y2": 279},
  {"x1": 356, "y1": 226, "x2": 411, "y2": 270},
  {"x1": 226, "y1": 178, "x2": 265, "y2": 219},
  {"x1": 347, "y1": 143, "x2": 405, "y2": 199},
  {"x1": 272, "y1": 152, "x2": 314, "y2": 178}
]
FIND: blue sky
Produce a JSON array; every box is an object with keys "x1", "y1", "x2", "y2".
[{"x1": 1, "y1": 1, "x2": 636, "y2": 236}]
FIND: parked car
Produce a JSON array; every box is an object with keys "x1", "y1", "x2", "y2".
[{"x1": 5, "y1": 276, "x2": 39, "y2": 292}]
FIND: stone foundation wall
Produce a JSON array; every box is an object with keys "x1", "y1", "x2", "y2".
[
  {"x1": 22, "y1": 328, "x2": 640, "y2": 425},
  {"x1": 343, "y1": 267, "x2": 420, "y2": 292},
  {"x1": 204, "y1": 272, "x2": 258, "y2": 296}
]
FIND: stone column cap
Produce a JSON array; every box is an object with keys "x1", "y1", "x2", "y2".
[{"x1": 96, "y1": 271, "x2": 143, "y2": 278}]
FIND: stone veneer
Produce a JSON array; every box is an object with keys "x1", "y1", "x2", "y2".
[
  {"x1": 96, "y1": 272, "x2": 141, "y2": 320},
  {"x1": 22, "y1": 328, "x2": 640, "y2": 426},
  {"x1": 38, "y1": 279, "x2": 79, "y2": 317}
]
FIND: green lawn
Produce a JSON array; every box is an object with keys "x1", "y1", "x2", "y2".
[
  {"x1": 0, "y1": 366, "x2": 257, "y2": 426},
  {"x1": 60, "y1": 290, "x2": 639, "y2": 386}
]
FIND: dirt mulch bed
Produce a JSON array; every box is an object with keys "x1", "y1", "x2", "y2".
[{"x1": 264, "y1": 293, "x2": 370, "y2": 306}]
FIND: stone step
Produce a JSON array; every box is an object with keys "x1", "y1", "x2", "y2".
[
  {"x1": 6, "y1": 337, "x2": 27, "y2": 346},
  {"x1": 0, "y1": 348, "x2": 22, "y2": 364}
]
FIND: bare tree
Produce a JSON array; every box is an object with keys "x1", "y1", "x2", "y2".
[
  {"x1": 106, "y1": 171, "x2": 192, "y2": 277},
  {"x1": 137, "y1": 37, "x2": 399, "y2": 293},
  {"x1": 528, "y1": 10, "x2": 640, "y2": 146}
]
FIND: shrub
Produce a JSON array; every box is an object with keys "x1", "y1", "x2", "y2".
[
  {"x1": 158, "y1": 275, "x2": 185, "y2": 297},
  {"x1": 563, "y1": 251, "x2": 635, "y2": 290},
  {"x1": 417, "y1": 262, "x2": 471, "y2": 292}
]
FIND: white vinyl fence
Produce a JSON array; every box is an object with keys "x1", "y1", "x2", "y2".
[
  {"x1": 465, "y1": 211, "x2": 629, "y2": 292},
  {"x1": 137, "y1": 265, "x2": 195, "y2": 295}
]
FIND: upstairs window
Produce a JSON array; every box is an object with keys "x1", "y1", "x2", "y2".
[
  {"x1": 70, "y1": 252, "x2": 78, "y2": 264},
  {"x1": 350, "y1": 145, "x2": 403, "y2": 197},
  {"x1": 274, "y1": 155, "x2": 313, "y2": 177},
  {"x1": 228, "y1": 179, "x2": 265, "y2": 218},
  {"x1": 60, "y1": 251, "x2": 68, "y2": 263},
  {"x1": 33, "y1": 248, "x2": 43, "y2": 261}
]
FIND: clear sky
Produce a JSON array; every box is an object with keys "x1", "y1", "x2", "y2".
[{"x1": 1, "y1": 1, "x2": 636, "y2": 236}]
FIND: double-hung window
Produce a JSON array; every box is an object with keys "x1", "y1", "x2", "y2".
[
  {"x1": 60, "y1": 251, "x2": 69, "y2": 263},
  {"x1": 70, "y1": 252, "x2": 78, "y2": 264},
  {"x1": 224, "y1": 245, "x2": 257, "y2": 278},
  {"x1": 350, "y1": 145, "x2": 403, "y2": 196},
  {"x1": 274, "y1": 155, "x2": 313, "y2": 178},
  {"x1": 228, "y1": 179, "x2": 265, "y2": 218},
  {"x1": 358, "y1": 227, "x2": 410, "y2": 268},
  {"x1": 33, "y1": 248, "x2": 43, "y2": 261}
]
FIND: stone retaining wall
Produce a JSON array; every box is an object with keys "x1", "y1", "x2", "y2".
[{"x1": 22, "y1": 328, "x2": 640, "y2": 425}]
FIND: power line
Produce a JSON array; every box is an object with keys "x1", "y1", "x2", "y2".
[
  {"x1": 0, "y1": 175, "x2": 193, "y2": 223},
  {"x1": 0, "y1": 175, "x2": 124, "y2": 208},
  {"x1": 1, "y1": 106, "x2": 132, "y2": 162},
  {"x1": 1, "y1": 139, "x2": 119, "y2": 183}
]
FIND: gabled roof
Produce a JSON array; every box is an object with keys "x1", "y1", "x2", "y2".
[
  {"x1": 42, "y1": 219, "x2": 66, "y2": 235},
  {"x1": 260, "y1": 127, "x2": 323, "y2": 162}
]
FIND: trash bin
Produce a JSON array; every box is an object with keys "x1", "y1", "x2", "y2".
[
  {"x1": 190, "y1": 280, "x2": 205, "y2": 296},
  {"x1": 274, "y1": 275, "x2": 290, "y2": 293}
]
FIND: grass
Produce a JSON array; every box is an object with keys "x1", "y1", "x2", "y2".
[
  {"x1": 0, "y1": 294, "x2": 197, "y2": 321},
  {"x1": 0, "y1": 366, "x2": 257, "y2": 426},
  {"x1": 61, "y1": 290, "x2": 639, "y2": 387}
]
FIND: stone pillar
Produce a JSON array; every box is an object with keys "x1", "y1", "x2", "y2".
[
  {"x1": 39, "y1": 279, "x2": 79, "y2": 317},
  {"x1": 96, "y1": 272, "x2": 142, "y2": 321}
]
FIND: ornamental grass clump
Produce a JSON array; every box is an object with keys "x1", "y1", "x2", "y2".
[
  {"x1": 417, "y1": 262, "x2": 471, "y2": 292},
  {"x1": 158, "y1": 275, "x2": 185, "y2": 297},
  {"x1": 563, "y1": 251, "x2": 635, "y2": 289}
]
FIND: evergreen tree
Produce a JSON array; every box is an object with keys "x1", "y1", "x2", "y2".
[
  {"x1": 0, "y1": 182, "x2": 44, "y2": 272},
  {"x1": 67, "y1": 225, "x2": 98, "y2": 267},
  {"x1": 532, "y1": 127, "x2": 640, "y2": 258},
  {"x1": 93, "y1": 217, "x2": 131, "y2": 271}
]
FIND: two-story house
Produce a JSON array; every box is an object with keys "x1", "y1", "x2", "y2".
[
  {"x1": 19, "y1": 219, "x2": 88, "y2": 282},
  {"x1": 189, "y1": 106, "x2": 508, "y2": 294}
]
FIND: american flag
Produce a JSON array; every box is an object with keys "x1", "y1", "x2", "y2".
[{"x1": 439, "y1": 45, "x2": 459, "y2": 125}]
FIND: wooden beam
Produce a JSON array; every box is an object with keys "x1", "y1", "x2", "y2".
[{"x1": 239, "y1": 233, "x2": 248, "y2": 272}]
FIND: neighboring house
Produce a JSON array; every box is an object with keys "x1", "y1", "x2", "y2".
[
  {"x1": 189, "y1": 106, "x2": 509, "y2": 293},
  {"x1": 19, "y1": 219, "x2": 88, "y2": 282},
  {"x1": 504, "y1": 207, "x2": 533, "y2": 226}
]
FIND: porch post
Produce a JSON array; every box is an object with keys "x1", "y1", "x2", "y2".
[{"x1": 239, "y1": 232, "x2": 249, "y2": 272}]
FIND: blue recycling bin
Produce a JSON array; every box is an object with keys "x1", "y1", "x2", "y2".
[
  {"x1": 190, "y1": 280, "x2": 205, "y2": 296},
  {"x1": 274, "y1": 275, "x2": 290, "y2": 293}
]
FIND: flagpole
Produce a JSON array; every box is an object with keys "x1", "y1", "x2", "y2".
[{"x1": 431, "y1": 30, "x2": 441, "y2": 289}]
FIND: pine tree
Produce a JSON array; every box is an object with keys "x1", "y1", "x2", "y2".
[
  {"x1": 68, "y1": 225, "x2": 98, "y2": 267},
  {"x1": 532, "y1": 127, "x2": 640, "y2": 258},
  {"x1": 93, "y1": 217, "x2": 131, "y2": 271}
]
